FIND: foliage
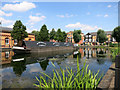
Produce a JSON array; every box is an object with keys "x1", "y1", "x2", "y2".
[
  {"x1": 50, "y1": 28, "x2": 56, "y2": 40},
  {"x1": 34, "y1": 56, "x2": 102, "y2": 89},
  {"x1": 61, "y1": 31, "x2": 67, "y2": 42},
  {"x1": 39, "y1": 24, "x2": 49, "y2": 41},
  {"x1": 111, "y1": 48, "x2": 118, "y2": 60},
  {"x1": 97, "y1": 29, "x2": 107, "y2": 44},
  {"x1": 11, "y1": 20, "x2": 28, "y2": 46},
  {"x1": 109, "y1": 43, "x2": 118, "y2": 47},
  {"x1": 31, "y1": 30, "x2": 40, "y2": 41},
  {"x1": 54, "y1": 28, "x2": 67, "y2": 42},
  {"x1": 112, "y1": 26, "x2": 120, "y2": 43},
  {"x1": 73, "y1": 30, "x2": 81, "y2": 43}
]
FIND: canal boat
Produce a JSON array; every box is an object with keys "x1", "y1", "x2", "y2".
[{"x1": 12, "y1": 46, "x2": 31, "y2": 54}]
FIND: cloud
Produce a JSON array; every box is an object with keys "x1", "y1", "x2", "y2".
[
  {"x1": 96, "y1": 14, "x2": 102, "y2": 17},
  {"x1": 86, "y1": 12, "x2": 90, "y2": 15},
  {"x1": 6, "y1": 25, "x2": 13, "y2": 28},
  {"x1": 0, "y1": 17, "x2": 14, "y2": 24},
  {"x1": 0, "y1": 10, "x2": 12, "y2": 16},
  {"x1": 65, "y1": 22, "x2": 100, "y2": 31},
  {"x1": 107, "y1": 5, "x2": 112, "y2": 8},
  {"x1": 28, "y1": 15, "x2": 46, "y2": 25},
  {"x1": 36, "y1": 13, "x2": 42, "y2": 16},
  {"x1": 2, "y1": 1, "x2": 36, "y2": 12},
  {"x1": 104, "y1": 14, "x2": 108, "y2": 17},
  {"x1": 56, "y1": 14, "x2": 74, "y2": 18}
]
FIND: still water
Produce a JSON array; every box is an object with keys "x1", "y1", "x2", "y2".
[{"x1": 1, "y1": 48, "x2": 113, "y2": 88}]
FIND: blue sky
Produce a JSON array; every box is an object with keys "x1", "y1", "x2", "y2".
[{"x1": 0, "y1": 1, "x2": 118, "y2": 34}]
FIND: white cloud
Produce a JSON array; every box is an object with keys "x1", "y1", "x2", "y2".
[
  {"x1": 6, "y1": 25, "x2": 13, "y2": 28},
  {"x1": 2, "y1": 1, "x2": 36, "y2": 12},
  {"x1": 0, "y1": 17, "x2": 14, "y2": 24},
  {"x1": 36, "y1": 13, "x2": 41, "y2": 16},
  {"x1": 12, "y1": 0, "x2": 20, "y2": 3},
  {"x1": 57, "y1": 14, "x2": 74, "y2": 18},
  {"x1": 87, "y1": 12, "x2": 90, "y2": 15},
  {"x1": 96, "y1": 14, "x2": 102, "y2": 17},
  {"x1": 0, "y1": 10, "x2": 12, "y2": 16},
  {"x1": 104, "y1": 14, "x2": 108, "y2": 17},
  {"x1": 65, "y1": 22, "x2": 100, "y2": 31},
  {"x1": 107, "y1": 5, "x2": 112, "y2": 8},
  {"x1": 28, "y1": 15, "x2": 46, "y2": 25},
  {"x1": 56, "y1": 15, "x2": 65, "y2": 18}
]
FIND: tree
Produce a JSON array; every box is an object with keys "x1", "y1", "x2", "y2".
[
  {"x1": 31, "y1": 30, "x2": 40, "y2": 41},
  {"x1": 54, "y1": 28, "x2": 62, "y2": 42},
  {"x1": 73, "y1": 30, "x2": 81, "y2": 43},
  {"x1": 39, "y1": 24, "x2": 49, "y2": 41},
  {"x1": 11, "y1": 20, "x2": 28, "y2": 46},
  {"x1": 50, "y1": 28, "x2": 56, "y2": 40},
  {"x1": 61, "y1": 31, "x2": 67, "y2": 42},
  {"x1": 97, "y1": 29, "x2": 107, "y2": 44},
  {"x1": 112, "y1": 26, "x2": 120, "y2": 53}
]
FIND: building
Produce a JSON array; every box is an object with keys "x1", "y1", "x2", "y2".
[
  {"x1": 84, "y1": 31, "x2": 116, "y2": 45},
  {"x1": 66, "y1": 31, "x2": 84, "y2": 45},
  {"x1": 1, "y1": 27, "x2": 35, "y2": 48}
]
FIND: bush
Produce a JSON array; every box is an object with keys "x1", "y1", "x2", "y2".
[
  {"x1": 34, "y1": 56, "x2": 102, "y2": 89},
  {"x1": 109, "y1": 43, "x2": 118, "y2": 47}
]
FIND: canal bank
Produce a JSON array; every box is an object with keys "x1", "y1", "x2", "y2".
[{"x1": 97, "y1": 55, "x2": 120, "y2": 89}]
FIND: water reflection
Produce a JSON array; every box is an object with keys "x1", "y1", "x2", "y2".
[
  {"x1": 1, "y1": 48, "x2": 112, "y2": 88},
  {"x1": 11, "y1": 59, "x2": 26, "y2": 76}
]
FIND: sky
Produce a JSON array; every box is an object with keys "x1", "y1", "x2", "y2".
[{"x1": 0, "y1": 1, "x2": 118, "y2": 34}]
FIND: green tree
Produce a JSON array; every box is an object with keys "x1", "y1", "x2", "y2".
[
  {"x1": 54, "y1": 28, "x2": 62, "y2": 42},
  {"x1": 97, "y1": 29, "x2": 107, "y2": 44},
  {"x1": 61, "y1": 31, "x2": 67, "y2": 42},
  {"x1": 11, "y1": 20, "x2": 28, "y2": 46},
  {"x1": 112, "y1": 26, "x2": 120, "y2": 53},
  {"x1": 73, "y1": 30, "x2": 81, "y2": 43},
  {"x1": 50, "y1": 28, "x2": 56, "y2": 40},
  {"x1": 31, "y1": 30, "x2": 40, "y2": 41},
  {"x1": 39, "y1": 24, "x2": 49, "y2": 41}
]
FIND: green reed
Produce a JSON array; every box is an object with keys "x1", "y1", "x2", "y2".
[{"x1": 34, "y1": 55, "x2": 102, "y2": 89}]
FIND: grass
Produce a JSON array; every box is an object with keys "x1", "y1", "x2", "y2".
[{"x1": 34, "y1": 56, "x2": 102, "y2": 89}]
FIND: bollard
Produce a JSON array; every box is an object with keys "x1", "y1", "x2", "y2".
[{"x1": 115, "y1": 55, "x2": 120, "y2": 68}]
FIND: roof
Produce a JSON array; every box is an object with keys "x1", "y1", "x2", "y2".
[
  {"x1": 1, "y1": 26, "x2": 34, "y2": 35},
  {"x1": 85, "y1": 31, "x2": 112, "y2": 36},
  {"x1": 1, "y1": 27, "x2": 13, "y2": 32}
]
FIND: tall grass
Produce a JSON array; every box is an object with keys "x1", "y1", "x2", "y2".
[{"x1": 34, "y1": 56, "x2": 102, "y2": 89}]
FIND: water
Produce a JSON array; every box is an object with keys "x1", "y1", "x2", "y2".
[{"x1": 1, "y1": 48, "x2": 113, "y2": 88}]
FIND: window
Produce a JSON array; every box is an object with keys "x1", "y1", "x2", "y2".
[
  {"x1": 5, "y1": 38, "x2": 9, "y2": 45},
  {"x1": 14, "y1": 39, "x2": 17, "y2": 45},
  {"x1": 5, "y1": 52, "x2": 9, "y2": 59}
]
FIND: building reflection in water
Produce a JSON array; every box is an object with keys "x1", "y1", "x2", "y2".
[
  {"x1": 1, "y1": 50, "x2": 14, "y2": 65},
  {"x1": 39, "y1": 59, "x2": 49, "y2": 71}
]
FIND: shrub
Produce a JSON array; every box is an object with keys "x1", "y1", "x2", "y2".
[{"x1": 34, "y1": 56, "x2": 102, "y2": 89}]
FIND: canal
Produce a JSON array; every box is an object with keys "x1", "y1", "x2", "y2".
[{"x1": 1, "y1": 48, "x2": 113, "y2": 88}]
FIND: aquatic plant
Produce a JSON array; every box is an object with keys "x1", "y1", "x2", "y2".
[{"x1": 34, "y1": 56, "x2": 102, "y2": 89}]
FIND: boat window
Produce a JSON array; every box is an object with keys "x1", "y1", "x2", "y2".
[
  {"x1": 53, "y1": 42, "x2": 59, "y2": 46},
  {"x1": 37, "y1": 42, "x2": 46, "y2": 46}
]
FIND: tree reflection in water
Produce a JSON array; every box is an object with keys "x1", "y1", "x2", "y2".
[
  {"x1": 11, "y1": 59, "x2": 26, "y2": 76},
  {"x1": 39, "y1": 60, "x2": 49, "y2": 71}
]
